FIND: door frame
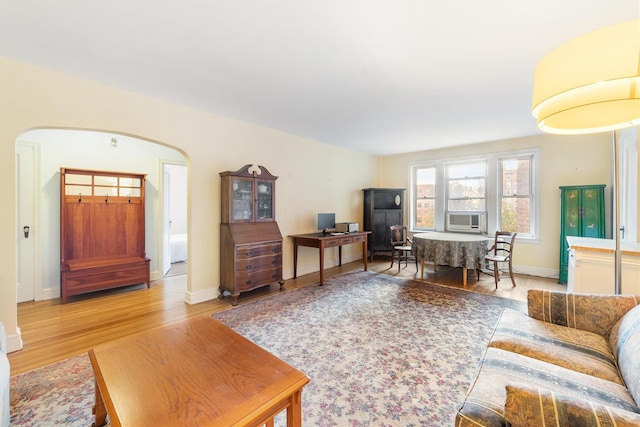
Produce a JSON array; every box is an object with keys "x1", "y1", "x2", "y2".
[
  {"x1": 16, "y1": 141, "x2": 43, "y2": 301},
  {"x1": 160, "y1": 160, "x2": 188, "y2": 277}
]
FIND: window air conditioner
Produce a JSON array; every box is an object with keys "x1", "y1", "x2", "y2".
[{"x1": 446, "y1": 212, "x2": 487, "y2": 234}]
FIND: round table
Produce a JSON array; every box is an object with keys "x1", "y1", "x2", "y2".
[{"x1": 412, "y1": 232, "x2": 491, "y2": 287}]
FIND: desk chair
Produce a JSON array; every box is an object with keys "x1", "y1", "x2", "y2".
[
  {"x1": 389, "y1": 225, "x2": 417, "y2": 273},
  {"x1": 485, "y1": 231, "x2": 517, "y2": 289}
]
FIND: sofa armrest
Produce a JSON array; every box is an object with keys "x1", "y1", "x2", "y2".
[
  {"x1": 527, "y1": 290, "x2": 639, "y2": 339},
  {"x1": 505, "y1": 383, "x2": 640, "y2": 427}
]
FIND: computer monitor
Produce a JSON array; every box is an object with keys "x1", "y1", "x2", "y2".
[{"x1": 317, "y1": 213, "x2": 336, "y2": 234}]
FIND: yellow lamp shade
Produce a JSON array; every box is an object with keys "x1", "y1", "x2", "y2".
[{"x1": 532, "y1": 19, "x2": 640, "y2": 134}]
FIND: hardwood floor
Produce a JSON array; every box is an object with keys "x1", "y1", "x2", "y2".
[{"x1": 8, "y1": 258, "x2": 565, "y2": 376}]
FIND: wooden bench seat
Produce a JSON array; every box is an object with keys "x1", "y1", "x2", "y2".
[{"x1": 61, "y1": 256, "x2": 150, "y2": 303}]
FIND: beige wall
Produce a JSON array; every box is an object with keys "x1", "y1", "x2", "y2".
[
  {"x1": 379, "y1": 133, "x2": 614, "y2": 276},
  {"x1": 0, "y1": 57, "x2": 377, "y2": 351}
]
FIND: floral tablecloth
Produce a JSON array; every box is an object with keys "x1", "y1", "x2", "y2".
[{"x1": 413, "y1": 232, "x2": 491, "y2": 270}]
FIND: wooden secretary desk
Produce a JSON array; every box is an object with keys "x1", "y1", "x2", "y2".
[{"x1": 219, "y1": 165, "x2": 284, "y2": 305}]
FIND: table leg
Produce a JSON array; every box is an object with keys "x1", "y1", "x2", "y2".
[
  {"x1": 362, "y1": 239, "x2": 368, "y2": 271},
  {"x1": 319, "y1": 243, "x2": 325, "y2": 285},
  {"x1": 420, "y1": 258, "x2": 425, "y2": 279},
  {"x1": 293, "y1": 241, "x2": 299, "y2": 279},
  {"x1": 338, "y1": 245, "x2": 343, "y2": 266},
  {"x1": 463, "y1": 267, "x2": 468, "y2": 287},
  {"x1": 287, "y1": 389, "x2": 303, "y2": 427},
  {"x1": 93, "y1": 377, "x2": 107, "y2": 427}
]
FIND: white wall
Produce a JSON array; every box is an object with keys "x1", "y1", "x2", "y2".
[{"x1": 0, "y1": 56, "x2": 378, "y2": 352}]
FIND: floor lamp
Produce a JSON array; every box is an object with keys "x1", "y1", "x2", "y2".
[{"x1": 532, "y1": 19, "x2": 640, "y2": 295}]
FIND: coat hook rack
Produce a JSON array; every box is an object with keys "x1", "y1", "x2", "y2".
[
  {"x1": 105, "y1": 194, "x2": 109, "y2": 203},
  {"x1": 78, "y1": 193, "x2": 82, "y2": 203}
]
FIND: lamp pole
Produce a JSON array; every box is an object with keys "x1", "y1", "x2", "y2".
[{"x1": 612, "y1": 131, "x2": 622, "y2": 295}]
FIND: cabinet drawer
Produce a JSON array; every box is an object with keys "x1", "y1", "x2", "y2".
[
  {"x1": 351, "y1": 234, "x2": 365, "y2": 243},
  {"x1": 236, "y1": 254, "x2": 282, "y2": 273},
  {"x1": 324, "y1": 239, "x2": 340, "y2": 248},
  {"x1": 236, "y1": 242, "x2": 282, "y2": 259},
  {"x1": 236, "y1": 268, "x2": 282, "y2": 291},
  {"x1": 339, "y1": 236, "x2": 354, "y2": 245}
]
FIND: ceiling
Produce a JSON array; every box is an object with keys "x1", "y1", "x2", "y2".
[{"x1": 1, "y1": 1, "x2": 637, "y2": 156}]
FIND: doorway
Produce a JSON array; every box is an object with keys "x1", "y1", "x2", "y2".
[
  {"x1": 16, "y1": 142, "x2": 40, "y2": 302},
  {"x1": 162, "y1": 163, "x2": 188, "y2": 277}
]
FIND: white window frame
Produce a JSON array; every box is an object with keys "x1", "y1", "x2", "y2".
[
  {"x1": 408, "y1": 149, "x2": 540, "y2": 241},
  {"x1": 445, "y1": 160, "x2": 487, "y2": 213}
]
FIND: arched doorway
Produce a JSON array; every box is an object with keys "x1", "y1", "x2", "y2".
[{"x1": 16, "y1": 128, "x2": 188, "y2": 302}]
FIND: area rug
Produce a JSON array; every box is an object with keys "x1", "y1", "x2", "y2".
[
  {"x1": 9, "y1": 271, "x2": 524, "y2": 426},
  {"x1": 213, "y1": 270, "x2": 525, "y2": 426},
  {"x1": 9, "y1": 354, "x2": 94, "y2": 426}
]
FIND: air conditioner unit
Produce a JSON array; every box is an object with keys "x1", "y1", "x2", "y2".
[{"x1": 446, "y1": 212, "x2": 486, "y2": 234}]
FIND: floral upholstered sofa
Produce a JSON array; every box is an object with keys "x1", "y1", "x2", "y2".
[{"x1": 456, "y1": 290, "x2": 640, "y2": 426}]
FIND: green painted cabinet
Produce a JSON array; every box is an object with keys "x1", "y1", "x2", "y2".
[{"x1": 558, "y1": 185, "x2": 606, "y2": 284}]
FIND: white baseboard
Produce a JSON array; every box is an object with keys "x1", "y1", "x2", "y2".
[
  {"x1": 7, "y1": 327, "x2": 23, "y2": 353},
  {"x1": 184, "y1": 287, "x2": 219, "y2": 305},
  {"x1": 42, "y1": 287, "x2": 60, "y2": 301},
  {"x1": 513, "y1": 264, "x2": 559, "y2": 280}
]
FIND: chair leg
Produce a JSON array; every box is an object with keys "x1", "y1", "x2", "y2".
[
  {"x1": 390, "y1": 248, "x2": 395, "y2": 269},
  {"x1": 493, "y1": 260, "x2": 499, "y2": 289},
  {"x1": 508, "y1": 261, "x2": 516, "y2": 287},
  {"x1": 397, "y1": 252, "x2": 401, "y2": 273}
]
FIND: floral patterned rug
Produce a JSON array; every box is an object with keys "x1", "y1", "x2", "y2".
[
  {"x1": 9, "y1": 271, "x2": 524, "y2": 426},
  {"x1": 214, "y1": 270, "x2": 525, "y2": 426},
  {"x1": 10, "y1": 354, "x2": 94, "y2": 426}
]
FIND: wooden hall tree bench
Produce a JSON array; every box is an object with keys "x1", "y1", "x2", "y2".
[{"x1": 60, "y1": 168, "x2": 150, "y2": 303}]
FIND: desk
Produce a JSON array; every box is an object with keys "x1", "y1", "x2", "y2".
[
  {"x1": 413, "y1": 232, "x2": 491, "y2": 287},
  {"x1": 89, "y1": 316, "x2": 309, "y2": 427},
  {"x1": 290, "y1": 231, "x2": 371, "y2": 285}
]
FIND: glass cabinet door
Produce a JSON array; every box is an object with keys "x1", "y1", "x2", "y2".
[
  {"x1": 256, "y1": 180, "x2": 274, "y2": 220},
  {"x1": 232, "y1": 178, "x2": 253, "y2": 221}
]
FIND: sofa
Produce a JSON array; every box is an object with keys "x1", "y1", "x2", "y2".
[
  {"x1": 0, "y1": 323, "x2": 9, "y2": 427},
  {"x1": 456, "y1": 290, "x2": 640, "y2": 426}
]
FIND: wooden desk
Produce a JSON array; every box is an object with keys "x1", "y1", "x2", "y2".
[
  {"x1": 89, "y1": 316, "x2": 309, "y2": 427},
  {"x1": 290, "y1": 231, "x2": 371, "y2": 285},
  {"x1": 413, "y1": 232, "x2": 491, "y2": 287}
]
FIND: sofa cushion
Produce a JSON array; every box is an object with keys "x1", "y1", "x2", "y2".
[
  {"x1": 455, "y1": 347, "x2": 640, "y2": 427},
  {"x1": 489, "y1": 308, "x2": 622, "y2": 384},
  {"x1": 610, "y1": 304, "x2": 640, "y2": 407},
  {"x1": 504, "y1": 383, "x2": 640, "y2": 427},
  {"x1": 527, "y1": 290, "x2": 639, "y2": 340}
]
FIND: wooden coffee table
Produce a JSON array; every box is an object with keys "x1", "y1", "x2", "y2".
[{"x1": 89, "y1": 316, "x2": 309, "y2": 427}]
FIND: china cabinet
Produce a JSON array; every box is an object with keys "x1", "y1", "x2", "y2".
[
  {"x1": 363, "y1": 188, "x2": 405, "y2": 261},
  {"x1": 558, "y1": 184, "x2": 606, "y2": 283},
  {"x1": 219, "y1": 165, "x2": 283, "y2": 305},
  {"x1": 60, "y1": 168, "x2": 149, "y2": 303}
]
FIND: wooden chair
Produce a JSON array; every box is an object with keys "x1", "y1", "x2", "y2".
[
  {"x1": 484, "y1": 231, "x2": 517, "y2": 289},
  {"x1": 389, "y1": 225, "x2": 417, "y2": 273}
]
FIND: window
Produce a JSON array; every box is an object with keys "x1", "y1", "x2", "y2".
[
  {"x1": 446, "y1": 161, "x2": 486, "y2": 211},
  {"x1": 415, "y1": 167, "x2": 436, "y2": 229},
  {"x1": 409, "y1": 150, "x2": 539, "y2": 239},
  {"x1": 499, "y1": 155, "x2": 533, "y2": 235}
]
